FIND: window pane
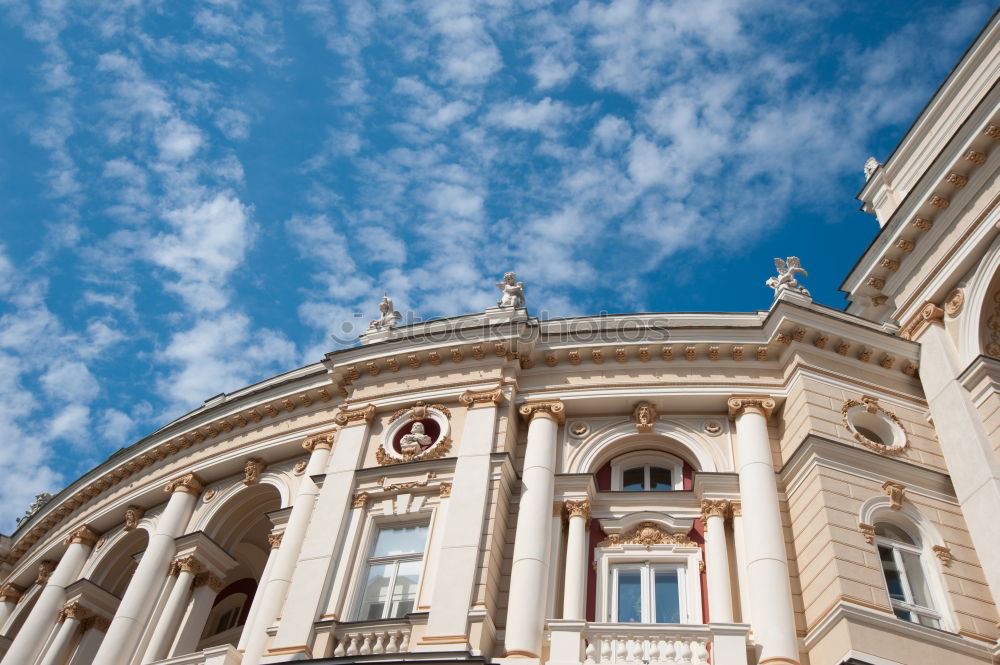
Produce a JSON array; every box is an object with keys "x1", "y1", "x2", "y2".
[
  {"x1": 359, "y1": 563, "x2": 392, "y2": 620},
  {"x1": 616, "y1": 570, "x2": 642, "y2": 623},
  {"x1": 893, "y1": 608, "x2": 913, "y2": 623},
  {"x1": 389, "y1": 560, "x2": 421, "y2": 618},
  {"x1": 879, "y1": 546, "x2": 906, "y2": 602},
  {"x1": 901, "y1": 551, "x2": 932, "y2": 608},
  {"x1": 916, "y1": 613, "x2": 940, "y2": 629},
  {"x1": 649, "y1": 467, "x2": 672, "y2": 491},
  {"x1": 874, "y1": 523, "x2": 915, "y2": 545},
  {"x1": 622, "y1": 468, "x2": 645, "y2": 492},
  {"x1": 653, "y1": 569, "x2": 681, "y2": 623},
  {"x1": 372, "y1": 525, "x2": 428, "y2": 557}
]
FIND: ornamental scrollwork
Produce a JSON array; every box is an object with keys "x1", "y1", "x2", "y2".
[
  {"x1": 597, "y1": 522, "x2": 697, "y2": 551},
  {"x1": 840, "y1": 396, "x2": 908, "y2": 456}
]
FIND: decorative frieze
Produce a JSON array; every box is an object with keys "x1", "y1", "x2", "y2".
[
  {"x1": 597, "y1": 522, "x2": 697, "y2": 550},
  {"x1": 591, "y1": 349, "x2": 604, "y2": 364},
  {"x1": 857, "y1": 348, "x2": 873, "y2": 363},
  {"x1": 946, "y1": 173, "x2": 968, "y2": 188},
  {"x1": 867, "y1": 277, "x2": 885, "y2": 290},
  {"x1": 756, "y1": 346, "x2": 767, "y2": 361},
  {"x1": 615, "y1": 348, "x2": 627, "y2": 363},
  {"x1": 568, "y1": 350, "x2": 581, "y2": 365},
  {"x1": 545, "y1": 354, "x2": 557, "y2": 367},
  {"x1": 638, "y1": 347, "x2": 650, "y2": 361},
  {"x1": 471, "y1": 345, "x2": 485, "y2": 360},
  {"x1": 984, "y1": 124, "x2": 1000, "y2": 140},
  {"x1": 708, "y1": 346, "x2": 719, "y2": 360},
  {"x1": 813, "y1": 334, "x2": 828, "y2": 349}
]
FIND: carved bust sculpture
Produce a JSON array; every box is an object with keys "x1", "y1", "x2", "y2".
[
  {"x1": 399, "y1": 421, "x2": 432, "y2": 456},
  {"x1": 369, "y1": 294, "x2": 401, "y2": 331},
  {"x1": 496, "y1": 272, "x2": 525, "y2": 308}
]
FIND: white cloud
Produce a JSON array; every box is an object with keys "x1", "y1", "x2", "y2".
[
  {"x1": 215, "y1": 107, "x2": 251, "y2": 140},
  {"x1": 157, "y1": 117, "x2": 203, "y2": 162},
  {"x1": 40, "y1": 361, "x2": 100, "y2": 403},
  {"x1": 486, "y1": 98, "x2": 573, "y2": 135}
]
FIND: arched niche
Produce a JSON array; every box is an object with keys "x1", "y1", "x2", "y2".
[{"x1": 566, "y1": 420, "x2": 722, "y2": 477}]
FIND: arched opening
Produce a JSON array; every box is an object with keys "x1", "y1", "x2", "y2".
[{"x1": 91, "y1": 529, "x2": 150, "y2": 600}]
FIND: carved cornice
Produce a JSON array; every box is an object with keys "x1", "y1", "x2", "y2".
[
  {"x1": 303, "y1": 429, "x2": 337, "y2": 452},
  {"x1": 518, "y1": 400, "x2": 566, "y2": 424},
  {"x1": 123, "y1": 506, "x2": 145, "y2": 531},
  {"x1": 899, "y1": 302, "x2": 944, "y2": 341},
  {"x1": 459, "y1": 386, "x2": 504, "y2": 409},
  {"x1": 193, "y1": 572, "x2": 225, "y2": 593},
  {"x1": 727, "y1": 396, "x2": 775, "y2": 420},
  {"x1": 334, "y1": 404, "x2": 376, "y2": 427},
  {"x1": 164, "y1": 473, "x2": 204, "y2": 496},
  {"x1": 700, "y1": 499, "x2": 731, "y2": 522},
  {"x1": 563, "y1": 499, "x2": 591, "y2": 521},
  {"x1": 63, "y1": 524, "x2": 100, "y2": 547},
  {"x1": 597, "y1": 522, "x2": 697, "y2": 550}
]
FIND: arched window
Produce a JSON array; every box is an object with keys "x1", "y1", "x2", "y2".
[
  {"x1": 610, "y1": 452, "x2": 684, "y2": 492},
  {"x1": 874, "y1": 522, "x2": 941, "y2": 628}
]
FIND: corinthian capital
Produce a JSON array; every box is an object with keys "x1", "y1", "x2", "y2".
[
  {"x1": 303, "y1": 429, "x2": 337, "y2": 452},
  {"x1": 727, "y1": 396, "x2": 775, "y2": 420},
  {"x1": 64, "y1": 524, "x2": 101, "y2": 547},
  {"x1": 518, "y1": 400, "x2": 566, "y2": 424},
  {"x1": 563, "y1": 499, "x2": 591, "y2": 521},
  {"x1": 164, "y1": 472, "x2": 205, "y2": 495},
  {"x1": 700, "y1": 499, "x2": 731, "y2": 522}
]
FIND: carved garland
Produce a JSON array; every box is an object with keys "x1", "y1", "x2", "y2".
[
  {"x1": 840, "y1": 396, "x2": 908, "y2": 456},
  {"x1": 597, "y1": 522, "x2": 698, "y2": 551}
]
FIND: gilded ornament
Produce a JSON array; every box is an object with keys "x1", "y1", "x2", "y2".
[
  {"x1": 264, "y1": 404, "x2": 279, "y2": 417},
  {"x1": 857, "y1": 348, "x2": 873, "y2": 362},
  {"x1": 879, "y1": 355, "x2": 895, "y2": 370},
  {"x1": 451, "y1": 348, "x2": 463, "y2": 363},
  {"x1": 0, "y1": 583, "x2": 22, "y2": 602},
  {"x1": 568, "y1": 350, "x2": 581, "y2": 365},
  {"x1": 880, "y1": 258, "x2": 899, "y2": 272},
  {"x1": 903, "y1": 362, "x2": 918, "y2": 377},
  {"x1": 544, "y1": 353, "x2": 557, "y2": 367},
  {"x1": 928, "y1": 195, "x2": 949, "y2": 209},
  {"x1": 36, "y1": 561, "x2": 55, "y2": 585},
  {"x1": 836, "y1": 343, "x2": 850, "y2": 355},
  {"x1": 703, "y1": 421, "x2": 722, "y2": 436},
  {"x1": 386, "y1": 358, "x2": 400, "y2": 372},
  {"x1": 597, "y1": 522, "x2": 697, "y2": 550},
  {"x1": 352, "y1": 492, "x2": 370, "y2": 509},
  {"x1": 813, "y1": 334, "x2": 829, "y2": 349},
  {"x1": 366, "y1": 362, "x2": 380, "y2": 376},
  {"x1": 376, "y1": 472, "x2": 436, "y2": 492},
  {"x1": 984, "y1": 124, "x2": 1000, "y2": 140},
  {"x1": 495, "y1": 342, "x2": 508, "y2": 357},
  {"x1": 570, "y1": 422, "x2": 589, "y2": 437},
  {"x1": 317, "y1": 389, "x2": 332, "y2": 402},
  {"x1": 756, "y1": 346, "x2": 767, "y2": 361},
  {"x1": 294, "y1": 460, "x2": 308, "y2": 475},
  {"x1": 471, "y1": 345, "x2": 485, "y2": 360},
  {"x1": 438, "y1": 482, "x2": 452, "y2": 497},
  {"x1": 427, "y1": 351, "x2": 442, "y2": 365},
  {"x1": 202, "y1": 488, "x2": 216, "y2": 502},
  {"x1": 867, "y1": 277, "x2": 885, "y2": 290},
  {"x1": 592, "y1": 349, "x2": 604, "y2": 364},
  {"x1": 911, "y1": 217, "x2": 932, "y2": 231},
  {"x1": 792, "y1": 327, "x2": 806, "y2": 342},
  {"x1": 408, "y1": 354, "x2": 421, "y2": 369}
]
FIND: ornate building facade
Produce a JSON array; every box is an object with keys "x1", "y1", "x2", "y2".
[{"x1": 2, "y1": 12, "x2": 1000, "y2": 665}]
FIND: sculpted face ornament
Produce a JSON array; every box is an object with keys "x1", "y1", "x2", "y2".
[
  {"x1": 496, "y1": 271, "x2": 526, "y2": 308},
  {"x1": 766, "y1": 257, "x2": 810, "y2": 298},
  {"x1": 398, "y1": 421, "x2": 432, "y2": 456}
]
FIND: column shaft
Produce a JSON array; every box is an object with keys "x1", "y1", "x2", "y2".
[
  {"x1": 37, "y1": 615, "x2": 81, "y2": 665},
  {"x1": 237, "y1": 535, "x2": 281, "y2": 651},
  {"x1": 241, "y1": 437, "x2": 333, "y2": 665},
  {"x1": 171, "y1": 576, "x2": 222, "y2": 656},
  {"x1": 561, "y1": 504, "x2": 589, "y2": 621},
  {"x1": 2, "y1": 529, "x2": 97, "y2": 665},
  {"x1": 140, "y1": 569, "x2": 195, "y2": 663},
  {"x1": 702, "y1": 505, "x2": 733, "y2": 623},
  {"x1": 731, "y1": 399, "x2": 799, "y2": 665},
  {"x1": 505, "y1": 403, "x2": 562, "y2": 658},
  {"x1": 91, "y1": 476, "x2": 200, "y2": 665}
]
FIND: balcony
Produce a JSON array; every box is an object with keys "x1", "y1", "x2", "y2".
[{"x1": 549, "y1": 620, "x2": 750, "y2": 665}]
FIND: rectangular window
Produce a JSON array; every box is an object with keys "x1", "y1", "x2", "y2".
[
  {"x1": 357, "y1": 524, "x2": 428, "y2": 621},
  {"x1": 610, "y1": 563, "x2": 686, "y2": 624}
]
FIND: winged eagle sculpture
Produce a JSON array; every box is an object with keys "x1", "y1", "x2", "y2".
[{"x1": 766, "y1": 257, "x2": 810, "y2": 297}]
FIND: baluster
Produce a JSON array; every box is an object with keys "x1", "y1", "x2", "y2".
[
  {"x1": 584, "y1": 638, "x2": 597, "y2": 664},
  {"x1": 628, "y1": 637, "x2": 642, "y2": 663},
  {"x1": 600, "y1": 635, "x2": 612, "y2": 664},
  {"x1": 615, "y1": 636, "x2": 628, "y2": 663},
  {"x1": 333, "y1": 637, "x2": 347, "y2": 658},
  {"x1": 346, "y1": 634, "x2": 360, "y2": 656},
  {"x1": 676, "y1": 639, "x2": 692, "y2": 664},
  {"x1": 647, "y1": 638, "x2": 660, "y2": 665},
  {"x1": 399, "y1": 630, "x2": 410, "y2": 652},
  {"x1": 373, "y1": 631, "x2": 386, "y2": 654},
  {"x1": 661, "y1": 640, "x2": 677, "y2": 665},
  {"x1": 690, "y1": 639, "x2": 709, "y2": 665},
  {"x1": 386, "y1": 630, "x2": 400, "y2": 653},
  {"x1": 360, "y1": 633, "x2": 373, "y2": 655}
]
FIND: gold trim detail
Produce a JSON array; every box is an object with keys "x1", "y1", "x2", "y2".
[{"x1": 597, "y1": 522, "x2": 697, "y2": 550}]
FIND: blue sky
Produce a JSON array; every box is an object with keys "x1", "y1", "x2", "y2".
[{"x1": 0, "y1": 0, "x2": 994, "y2": 530}]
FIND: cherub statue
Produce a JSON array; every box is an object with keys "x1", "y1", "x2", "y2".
[
  {"x1": 368, "y1": 293, "x2": 401, "y2": 331},
  {"x1": 496, "y1": 272, "x2": 525, "y2": 308},
  {"x1": 766, "y1": 257, "x2": 810, "y2": 297},
  {"x1": 399, "y1": 421, "x2": 432, "y2": 457},
  {"x1": 16, "y1": 492, "x2": 53, "y2": 526}
]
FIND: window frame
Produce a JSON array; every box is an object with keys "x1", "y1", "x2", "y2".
[
  {"x1": 873, "y1": 524, "x2": 943, "y2": 629},
  {"x1": 609, "y1": 562, "x2": 687, "y2": 624},
  {"x1": 352, "y1": 521, "x2": 430, "y2": 622},
  {"x1": 610, "y1": 452, "x2": 685, "y2": 492},
  {"x1": 595, "y1": 541, "x2": 702, "y2": 624}
]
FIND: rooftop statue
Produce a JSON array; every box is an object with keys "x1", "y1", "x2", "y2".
[
  {"x1": 864, "y1": 156, "x2": 881, "y2": 181},
  {"x1": 368, "y1": 293, "x2": 401, "y2": 331},
  {"x1": 496, "y1": 271, "x2": 526, "y2": 308},
  {"x1": 766, "y1": 257, "x2": 810, "y2": 298},
  {"x1": 16, "y1": 492, "x2": 53, "y2": 526}
]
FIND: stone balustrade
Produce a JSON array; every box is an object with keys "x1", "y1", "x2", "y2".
[
  {"x1": 549, "y1": 620, "x2": 750, "y2": 665},
  {"x1": 331, "y1": 621, "x2": 412, "y2": 657}
]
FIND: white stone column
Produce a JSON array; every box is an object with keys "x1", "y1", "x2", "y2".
[
  {"x1": 237, "y1": 529, "x2": 283, "y2": 652},
  {"x1": 263, "y1": 408, "x2": 376, "y2": 663},
  {"x1": 561, "y1": 500, "x2": 590, "y2": 621},
  {"x1": 1, "y1": 525, "x2": 99, "y2": 665},
  {"x1": 728, "y1": 397, "x2": 799, "y2": 665},
  {"x1": 241, "y1": 427, "x2": 338, "y2": 665},
  {"x1": 91, "y1": 473, "x2": 203, "y2": 665},
  {"x1": 916, "y1": 309, "x2": 1000, "y2": 607},
  {"x1": 0, "y1": 584, "x2": 23, "y2": 630},
  {"x1": 701, "y1": 499, "x2": 733, "y2": 623},
  {"x1": 66, "y1": 616, "x2": 110, "y2": 665},
  {"x1": 731, "y1": 502, "x2": 751, "y2": 625},
  {"x1": 37, "y1": 602, "x2": 87, "y2": 665},
  {"x1": 505, "y1": 400, "x2": 564, "y2": 658},
  {"x1": 171, "y1": 571, "x2": 225, "y2": 656},
  {"x1": 418, "y1": 387, "x2": 503, "y2": 650},
  {"x1": 140, "y1": 556, "x2": 199, "y2": 664}
]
